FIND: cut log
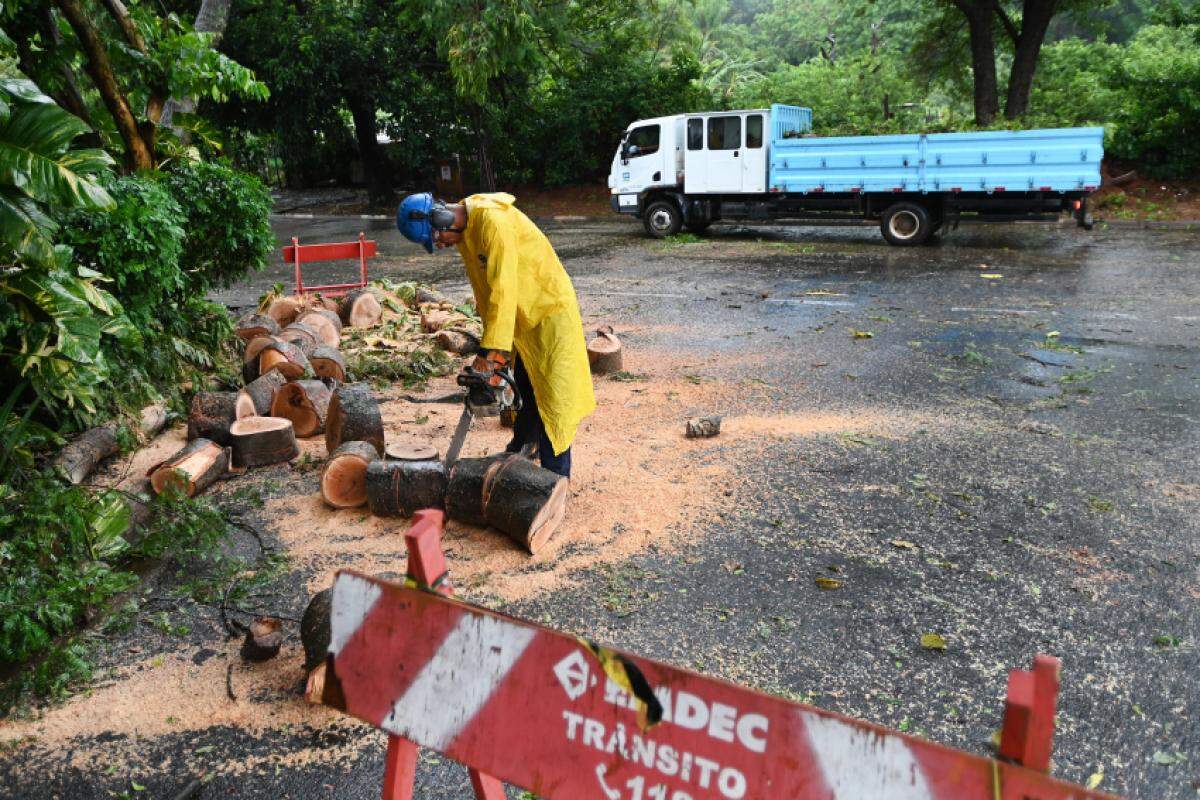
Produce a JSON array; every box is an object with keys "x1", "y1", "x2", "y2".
[
  {"x1": 325, "y1": 383, "x2": 384, "y2": 456},
  {"x1": 482, "y1": 457, "x2": 569, "y2": 554},
  {"x1": 385, "y1": 441, "x2": 439, "y2": 461},
  {"x1": 187, "y1": 391, "x2": 238, "y2": 446},
  {"x1": 298, "y1": 308, "x2": 342, "y2": 347},
  {"x1": 241, "y1": 616, "x2": 283, "y2": 662},
  {"x1": 436, "y1": 328, "x2": 481, "y2": 355},
  {"x1": 228, "y1": 417, "x2": 299, "y2": 468},
  {"x1": 420, "y1": 309, "x2": 453, "y2": 333},
  {"x1": 235, "y1": 313, "x2": 279, "y2": 342},
  {"x1": 279, "y1": 322, "x2": 320, "y2": 356},
  {"x1": 587, "y1": 325, "x2": 623, "y2": 374},
  {"x1": 265, "y1": 295, "x2": 304, "y2": 327},
  {"x1": 320, "y1": 441, "x2": 380, "y2": 508},
  {"x1": 242, "y1": 335, "x2": 280, "y2": 383},
  {"x1": 270, "y1": 379, "x2": 332, "y2": 437},
  {"x1": 365, "y1": 459, "x2": 448, "y2": 517},
  {"x1": 310, "y1": 346, "x2": 346, "y2": 382},
  {"x1": 149, "y1": 438, "x2": 229, "y2": 497},
  {"x1": 258, "y1": 340, "x2": 312, "y2": 380},
  {"x1": 340, "y1": 289, "x2": 382, "y2": 328},
  {"x1": 300, "y1": 588, "x2": 332, "y2": 672},
  {"x1": 236, "y1": 370, "x2": 286, "y2": 420},
  {"x1": 445, "y1": 455, "x2": 507, "y2": 528},
  {"x1": 685, "y1": 416, "x2": 722, "y2": 438},
  {"x1": 415, "y1": 286, "x2": 450, "y2": 305},
  {"x1": 52, "y1": 423, "x2": 120, "y2": 485}
]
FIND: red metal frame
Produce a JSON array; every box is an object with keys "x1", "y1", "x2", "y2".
[
  {"x1": 320, "y1": 513, "x2": 1117, "y2": 800},
  {"x1": 281, "y1": 232, "x2": 376, "y2": 297}
]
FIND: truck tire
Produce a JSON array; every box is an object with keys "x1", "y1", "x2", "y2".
[
  {"x1": 643, "y1": 200, "x2": 683, "y2": 238},
  {"x1": 880, "y1": 202, "x2": 933, "y2": 246}
]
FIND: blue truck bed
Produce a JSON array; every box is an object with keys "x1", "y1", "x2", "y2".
[{"x1": 768, "y1": 104, "x2": 1103, "y2": 195}]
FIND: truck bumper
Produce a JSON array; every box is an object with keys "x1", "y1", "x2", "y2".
[{"x1": 611, "y1": 193, "x2": 640, "y2": 217}]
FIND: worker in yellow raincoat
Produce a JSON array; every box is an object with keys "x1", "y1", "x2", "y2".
[{"x1": 397, "y1": 192, "x2": 594, "y2": 477}]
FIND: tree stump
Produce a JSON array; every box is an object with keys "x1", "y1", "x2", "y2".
[
  {"x1": 300, "y1": 588, "x2": 332, "y2": 672},
  {"x1": 266, "y1": 295, "x2": 305, "y2": 327},
  {"x1": 279, "y1": 322, "x2": 320, "y2": 356},
  {"x1": 51, "y1": 423, "x2": 120, "y2": 485},
  {"x1": 587, "y1": 325, "x2": 623, "y2": 374},
  {"x1": 436, "y1": 329, "x2": 481, "y2": 355},
  {"x1": 309, "y1": 346, "x2": 346, "y2": 382},
  {"x1": 365, "y1": 459, "x2": 447, "y2": 517},
  {"x1": 483, "y1": 457, "x2": 569, "y2": 554},
  {"x1": 325, "y1": 383, "x2": 384, "y2": 456},
  {"x1": 236, "y1": 370, "x2": 287, "y2": 419},
  {"x1": 228, "y1": 417, "x2": 300, "y2": 468},
  {"x1": 445, "y1": 455, "x2": 507, "y2": 528},
  {"x1": 339, "y1": 288, "x2": 382, "y2": 328},
  {"x1": 258, "y1": 340, "x2": 312, "y2": 380},
  {"x1": 235, "y1": 313, "x2": 279, "y2": 342},
  {"x1": 270, "y1": 379, "x2": 332, "y2": 437},
  {"x1": 149, "y1": 439, "x2": 229, "y2": 497},
  {"x1": 298, "y1": 309, "x2": 343, "y2": 347},
  {"x1": 320, "y1": 441, "x2": 379, "y2": 508},
  {"x1": 187, "y1": 391, "x2": 239, "y2": 446},
  {"x1": 241, "y1": 616, "x2": 283, "y2": 662}
]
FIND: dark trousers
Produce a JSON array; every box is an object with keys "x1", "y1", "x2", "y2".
[{"x1": 506, "y1": 356, "x2": 572, "y2": 478}]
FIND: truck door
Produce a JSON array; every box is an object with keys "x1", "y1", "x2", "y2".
[
  {"x1": 683, "y1": 118, "x2": 705, "y2": 193},
  {"x1": 742, "y1": 113, "x2": 766, "y2": 193},
  {"x1": 705, "y1": 115, "x2": 742, "y2": 192},
  {"x1": 616, "y1": 122, "x2": 663, "y2": 194}
]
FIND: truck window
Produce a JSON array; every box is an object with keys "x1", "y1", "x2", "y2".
[
  {"x1": 707, "y1": 116, "x2": 741, "y2": 150},
  {"x1": 625, "y1": 124, "x2": 660, "y2": 157},
  {"x1": 687, "y1": 119, "x2": 703, "y2": 150},
  {"x1": 746, "y1": 114, "x2": 763, "y2": 148}
]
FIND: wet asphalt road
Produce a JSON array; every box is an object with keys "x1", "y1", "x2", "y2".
[{"x1": 4, "y1": 215, "x2": 1199, "y2": 799}]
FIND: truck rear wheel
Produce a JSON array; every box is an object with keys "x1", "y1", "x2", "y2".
[
  {"x1": 880, "y1": 202, "x2": 933, "y2": 246},
  {"x1": 643, "y1": 200, "x2": 682, "y2": 238}
]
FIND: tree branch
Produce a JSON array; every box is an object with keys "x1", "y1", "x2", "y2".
[
  {"x1": 993, "y1": 0, "x2": 1020, "y2": 45},
  {"x1": 97, "y1": 0, "x2": 148, "y2": 52}
]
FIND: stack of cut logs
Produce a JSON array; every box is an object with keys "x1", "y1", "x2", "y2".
[{"x1": 156, "y1": 289, "x2": 385, "y2": 498}]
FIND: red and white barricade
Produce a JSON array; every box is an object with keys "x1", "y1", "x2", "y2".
[{"x1": 316, "y1": 510, "x2": 1119, "y2": 800}]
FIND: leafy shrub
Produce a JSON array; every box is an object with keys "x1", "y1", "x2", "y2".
[{"x1": 160, "y1": 159, "x2": 275, "y2": 294}]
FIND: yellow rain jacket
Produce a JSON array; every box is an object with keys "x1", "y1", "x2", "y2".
[{"x1": 456, "y1": 193, "x2": 595, "y2": 455}]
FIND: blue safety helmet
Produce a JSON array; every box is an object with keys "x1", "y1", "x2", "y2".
[{"x1": 397, "y1": 192, "x2": 456, "y2": 253}]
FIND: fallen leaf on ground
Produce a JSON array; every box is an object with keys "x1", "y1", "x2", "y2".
[
  {"x1": 920, "y1": 632, "x2": 947, "y2": 650},
  {"x1": 890, "y1": 539, "x2": 917, "y2": 549},
  {"x1": 850, "y1": 329, "x2": 874, "y2": 339},
  {"x1": 1153, "y1": 751, "x2": 1180, "y2": 766},
  {"x1": 1086, "y1": 765, "x2": 1105, "y2": 789},
  {"x1": 980, "y1": 273, "x2": 1004, "y2": 279},
  {"x1": 814, "y1": 577, "x2": 842, "y2": 590}
]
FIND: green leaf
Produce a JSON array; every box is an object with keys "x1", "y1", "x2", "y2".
[
  {"x1": 0, "y1": 102, "x2": 114, "y2": 210},
  {"x1": 85, "y1": 490, "x2": 132, "y2": 560},
  {"x1": 920, "y1": 633, "x2": 947, "y2": 650},
  {"x1": 1153, "y1": 751, "x2": 1180, "y2": 766},
  {"x1": 0, "y1": 188, "x2": 57, "y2": 264}
]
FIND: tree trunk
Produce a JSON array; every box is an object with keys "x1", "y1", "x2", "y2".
[
  {"x1": 325, "y1": 383, "x2": 385, "y2": 456},
  {"x1": 187, "y1": 391, "x2": 239, "y2": 446},
  {"x1": 269, "y1": 379, "x2": 332, "y2": 437},
  {"x1": 482, "y1": 457, "x2": 569, "y2": 554},
  {"x1": 54, "y1": 0, "x2": 153, "y2": 170},
  {"x1": 237, "y1": 370, "x2": 287, "y2": 419},
  {"x1": 474, "y1": 106, "x2": 496, "y2": 192},
  {"x1": 321, "y1": 441, "x2": 379, "y2": 508},
  {"x1": 951, "y1": 0, "x2": 1000, "y2": 125},
  {"x1": 365, "y1": 459, "x2": 447, "y2": 518},
  {"x1": 29, "y1": 7, "x2": 95, "y2": 127},
  {"x1": 1004, "y1": 0, "x2": 1057, "y2": 119},
  {"x1": 51, "y1": 423, "x2": 120, "y2": 485},
  {"x1": 149, "y1": 439, "x2": 230, "y2": 497},
  {"x1": 159, "y1": 0, "x2": 233, "y2": 133},
  {"x1": 228, "y1": 417, "x2": 300, "y2": 468},
  {"x1": 347, "y1": 93, "x2": 393, "y2": 207}
]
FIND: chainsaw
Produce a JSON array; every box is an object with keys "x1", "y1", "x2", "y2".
[{"x1": 443, "y1": 364, "x2": 521, "y2": 470}]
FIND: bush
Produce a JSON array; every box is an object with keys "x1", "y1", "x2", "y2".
[{"x1": 160, "y1": 160, "x2": 275, "y2": 294}]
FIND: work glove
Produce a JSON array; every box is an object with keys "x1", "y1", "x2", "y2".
[
  {"x1": 468, "y1": 350, "x2": 510, "y2": 389},
  {"x1": 459, "y1": 350, "x2": 511, "y2": 405}
]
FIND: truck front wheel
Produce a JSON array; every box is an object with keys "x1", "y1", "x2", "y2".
[
  {"x1": 643, "y1": 200, "x2": 683, "y2": 238},
  {"x1": 880, "y1": 202, "x2": 933, "y2": 246}
]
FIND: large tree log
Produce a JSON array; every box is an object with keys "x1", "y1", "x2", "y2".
[
  {"x1": 301, "y1": 587, "x2": 332, "y2": 672},
  {"x1": 483, "y1": 457, "x2": 569, "y2": 554},
  {"x1": 279, "y1": 322, "x2": 320, "y2": 356},
  {"x1": 52, "y1": 423, "x2": 119, "y2": 485},
  {"x1": 310, "y1": 346, "x2": 346, "y2": 382},
  {"x1": 320, "y1": 441, "x2": 379, "y2": 508},
  {"x1": 138, "y1": 404, "x2": 168, "y2": 439},
  {"x1": 445, "y1": 455, "x2": 507, "y2": 527},
  {"x1": 325, "y1": 383, "x2": 384, "y2": 456},
  {"x1": 265, "y1": 296, "x2": 304, "y2": 327},
  {"x1": 236, "y1": 370, "x2": 286, "y2": 419},
  {"x1": 365, "y1": 459, "x2": 447, "y2": 517},
  {"x1": 587, "y1": 325, "x2": 623, "y2": 374},
  {"x1": 435, "y1": 328, "x2": 481, "y2": 355},
  {"x1": 228, "y1": 417, "x2": 299, "y2": 468},
  {"x1": 339, "y1": 288, "x2": 382, "y2": 328},
  {"x1": 298, "y1": 309, "x2": 342, "y2": 347},
  {"x1": 149, "y1": 439, "x2": 229, "y2": 497},
  {"x1": 187, "y1": 391, "x2": 238, "y2": 446},
  {"x1": 242, "y1": 335, "x2": 279, "y2": 383},
  {"x1": 235, "y1": 313, "x2": 279, "y2": 342},
  {"x1": 258, "y1": 340, "x2": 312, "y2": 380},
  {"x1": 270, "y1": 379, "x2": 332, "y2": 437}
]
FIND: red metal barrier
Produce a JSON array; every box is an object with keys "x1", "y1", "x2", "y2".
[
  {"x1": 320, "y1": 512, "x2": 1119, "y2": 800},
  {"x1": 281, "y1": 232, "x2": 376, "y2": 296}
]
